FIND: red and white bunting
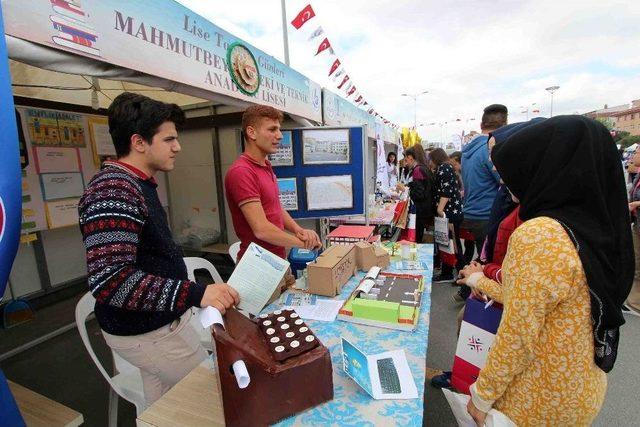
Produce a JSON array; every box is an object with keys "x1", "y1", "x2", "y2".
[
  {"x1": 337, "y1": 75, "x2": 350, "y2": 89},
  {"x1": 328, "y1": 58, "x2": 341, "y2": 76},
  {"x1": 355, "y1": 95, "x2": 363, "y2": 103},
  {"x1": 308, "y1": 26, "x2": 324, "y2": 41},
  {"x1": 347, "y1": 86, "x2": 356, "y2": 96},
  {"x1": 315, "y1": 37, "x2": 332, "y2": 55},
  {"x1": 291, "y1": 4, "x2": 316, "y2": 29}
]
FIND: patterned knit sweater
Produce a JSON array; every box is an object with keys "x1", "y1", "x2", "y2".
[{"x1": 78, "y1": 162, "x2": 205, "y2": 336}]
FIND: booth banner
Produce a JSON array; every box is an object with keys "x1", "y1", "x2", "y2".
[
  {"x1": 3, "y1": 0, "x2": 322, "y2": 122},
  {"x1": 323, "y1": 89, "x2": 376, "y2": 137}
]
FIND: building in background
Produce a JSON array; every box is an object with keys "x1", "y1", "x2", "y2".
[{"x1": 611, "y1": 100, "x2": 640, "y2": 136}]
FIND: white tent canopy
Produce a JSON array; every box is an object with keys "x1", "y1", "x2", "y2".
[{"x1": 7, "y1": 36, "x2": 315, "y2": 126}]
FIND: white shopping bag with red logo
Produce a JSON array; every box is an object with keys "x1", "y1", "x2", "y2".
[{"x1": 451, "y1": 297, "x2": 503, "y2": 394}]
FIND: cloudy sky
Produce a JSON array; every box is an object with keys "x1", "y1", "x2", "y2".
[{"x1": 177, "y1": 0, "x2": 640, "y2": 142}]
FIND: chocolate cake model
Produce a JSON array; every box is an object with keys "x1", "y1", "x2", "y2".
[{"x1": 212, "y1": 308, "x2": 333, "y2": 427}]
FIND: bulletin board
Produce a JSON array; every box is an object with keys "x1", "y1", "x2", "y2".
[
  {"x1": 16, "y1": 105, "x2": 169, "y2": 233},
  {"x1": 271, "y1": 126, "x2": 365, "y2": 219}
]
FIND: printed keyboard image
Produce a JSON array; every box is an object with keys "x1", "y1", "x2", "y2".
[{"x1": 377, "y1": 357, "x2": 401, "y2": 394}]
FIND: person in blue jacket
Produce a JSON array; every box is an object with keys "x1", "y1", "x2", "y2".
[{"x1": 461, "y1": 104, "x2": 508, "y2": 265}]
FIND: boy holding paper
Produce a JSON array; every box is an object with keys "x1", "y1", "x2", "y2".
[{"x1": 79, "y1": 93, "x2": 239, "y2": 405}]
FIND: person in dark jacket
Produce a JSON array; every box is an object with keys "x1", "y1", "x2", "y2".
[
  {"x1": 430, "y1": 148, "x2": 464, "y2": 282},
  {"x1": 402, "y1": 144, "x2": 435, "y2": 243}
]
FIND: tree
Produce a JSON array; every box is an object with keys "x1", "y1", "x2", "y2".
[
  {"x1": 619, "y1": 135, "x2": 640, "y2": 148},
  {"x1": 613, "y1": 131, "x2": 630, "y2": 143},
  {"x1": 596, "y1": 117, "x2": 615, "y2": 131}
]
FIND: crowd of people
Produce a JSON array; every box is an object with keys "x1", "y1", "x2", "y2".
[
  {"x1": 77, "y1": 92, "x2": 636, "y2": 426},
  {"x1": 398, "y1": 105, "x2": 635, "y2": 425}
]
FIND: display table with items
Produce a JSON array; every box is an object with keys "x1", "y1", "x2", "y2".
[{"x1": 137, "y1": 244, "x2": 434, "y2": 427}]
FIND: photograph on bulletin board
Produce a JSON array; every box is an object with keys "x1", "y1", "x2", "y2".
[
  {"x1": 305, "y1": 175, "x2": 353, "y2": 211},
  {"x1": 277, "y1": 178, "x2": 298, "y2": 211},
  {"x1": 26, "y1": 108, "x2": 59, "y2": 146},
  {"x1": 56, "y1": 112, "x2": 86, "y2": 147},
  {"x1": 268, "y1": 130, "x2": 293, "y2": 166},
  {"x1": 302, "y1": 128, "x2": 350, "y2": 165}
]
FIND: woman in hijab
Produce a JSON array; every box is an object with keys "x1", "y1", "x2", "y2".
[{"x1": 466, "y1": 116, "x2": 633, "y2": 426}]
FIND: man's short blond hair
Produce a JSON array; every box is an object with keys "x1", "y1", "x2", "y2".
[{"x1": 242, "y1": 105, "x2": 284, "y2": 137}]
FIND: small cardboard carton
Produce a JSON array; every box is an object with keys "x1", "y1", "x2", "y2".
[
  {"x1": 354, "y1": 242, "x2": 377, "y2": 271},
  {"x1": 307, "y1": 244, "x2": 356, "y2": 297},
  {"x1": 374, "y1": 246, "x2": 391, "y2": 269}
]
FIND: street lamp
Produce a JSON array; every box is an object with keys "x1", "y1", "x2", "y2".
[
  {"x1": 402, "y1": 90, "x2": 429, "y2": 129},
  {"x1": 545, "y1": 86, "x2": 560, "y2": 117}
]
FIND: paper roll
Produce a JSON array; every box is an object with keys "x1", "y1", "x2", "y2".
[
  {"x1": 200, "y1": 307, "x2": 225, "y2": 329},
  {"x1": 356, "y1": 278, "x2": 376, "y2": 294},
  {"x1": 232, "y1": 360, "x2": 250, "y2": 389},
  {"x1": 365, "y1": 266, "x2": 381, "y2": 280}
]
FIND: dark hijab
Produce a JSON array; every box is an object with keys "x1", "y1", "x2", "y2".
[
  {"x1": 484, "y1": 119, "x2": 547, "y2": 262},
  {"x1": 491, "y1": 115, "x2": 634, "y2": 372}
]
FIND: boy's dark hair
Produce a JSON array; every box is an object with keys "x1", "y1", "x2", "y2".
[
  {"x1": 429, "y1": 148, "x2": 450, "y2": 167},
  {"x1": 107, "y1": 92, "x2": 185, "y2": 158},
  {"x1": 481, "y1": 104, "x2": 508, "y2": 132}
]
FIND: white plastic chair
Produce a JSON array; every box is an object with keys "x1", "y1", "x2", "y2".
[
  {"x1": 183, "y1": 257, "x2": 224, "y2": 352},
  {"x1": 183, "y1": 256, "x2": 223, "y2": 284},
  {"x1": 229, "y1": 241, "x2": 241, "y2": 264},
  {"x1": 75, "y1": 292, "x2": 145, "y2": 427}
]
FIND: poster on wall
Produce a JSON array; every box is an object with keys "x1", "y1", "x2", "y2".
[
  {"x1": 26, "y1": 108, "x2": 59, "y2": 146},
  {"x1": 34, "y1": 147, "x2": 80, "y2": 174},
  {"x1": 302, "y1": 129, "x2": 350, "y2": 165},
  {"x1": 277, "y1": 178, "x2": 298, "y2": 211},
  {"x1": 56, "y1": 112, "x2": 86, "y2": 147},
  {"x1": 88, "y1": 116, "x2": 115, "y2": 166},
  {"x1": 306, "y1": 175, "x2": 353, "y2": 211},
  {"x1": 45, "y1": 198, "x2": 80, "y2": 229},
  {"x1": 40, "y1": 172, "x2": 85, "y2": 201},
  {"x1": 268, "y1": 131, "x2": 293, "y2": 166}
]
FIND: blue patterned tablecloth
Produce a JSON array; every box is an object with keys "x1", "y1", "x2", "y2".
[{"x1": 268, "y1": 244, "x2": 434, "y2": 427}]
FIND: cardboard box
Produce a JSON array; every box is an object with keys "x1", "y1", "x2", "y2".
[
  {"x1": 307, "y1": 244, "x2": 356, "y2": 297},
  {"x1": 375, "y1": 246, "x2": 391, "y2": 269},
  {"x1": 354, "y1": 242, "x2": 377, "y2": 271},
  {"x1": 213, "y1": 308, "x2": 333, "y2": 427}
]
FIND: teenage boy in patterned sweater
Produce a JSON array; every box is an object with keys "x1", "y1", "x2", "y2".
[{"x1": 78, "y1": 92, "x2": 239, "y2": 405}]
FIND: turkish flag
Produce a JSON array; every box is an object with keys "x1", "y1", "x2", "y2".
[
  {"x1": 329, "y1": 59, "x2": 341, "y2": 76},
  {"x1": 315, "y1": 37, "x2": 331, "y2": 55},
  {"x1": 347, "y1": 86, "x2": 356, "y2": 96},
  {"x1": 355, "y1": 95, "x2": 363, "y2": 103},
  {"x1": 337, "y1": 75, "x2": 350, "y2": 89},
  {"x1": 291, "y1": 4, "x2": 316, "y2": 29}
]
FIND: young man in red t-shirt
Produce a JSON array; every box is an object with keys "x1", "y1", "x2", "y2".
[{"x1": 225, "y1": 105, "x2": 321, "y2": 263}]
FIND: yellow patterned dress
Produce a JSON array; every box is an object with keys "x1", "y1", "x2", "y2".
[{"x1": 470, "y1": 217, "x2": 607, "y2": 426}]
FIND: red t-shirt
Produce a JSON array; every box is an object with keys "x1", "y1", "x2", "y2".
[{"x1": 225, "y1": 154, "x2": 285, "y2": 260}]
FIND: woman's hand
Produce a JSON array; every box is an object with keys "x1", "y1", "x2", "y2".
[
  {"x1": 457, "y1": 261, "x2": 484, "y2": 286},
  {"x1": 629, "y1": 201, "x2": 640, "y2": 213},
  {"x1": 467, "y1": 399, "x2": 487, "y2": 426}
]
